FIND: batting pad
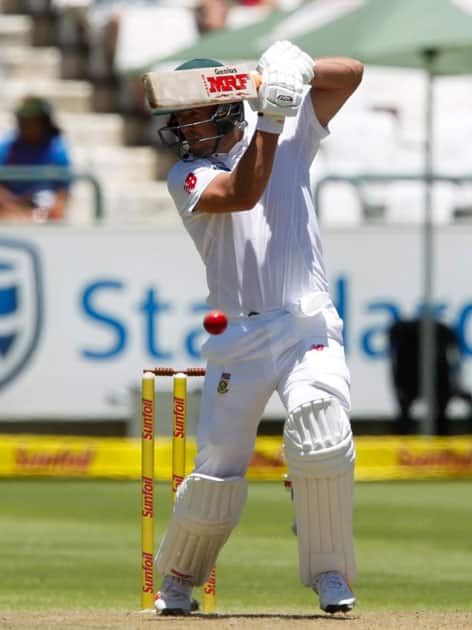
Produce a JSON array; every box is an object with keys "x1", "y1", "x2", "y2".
[
  {"x1": 156, "y1": 473, "x2": 247, "y2": 585},
  {"x1": 284, "y1": 398, "x2": 357, "y2": 585}
]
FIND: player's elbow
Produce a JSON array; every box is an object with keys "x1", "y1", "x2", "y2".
[
  {"x1": 225, "y1": 182, "x2": 260, "y2": 211},
  {"x1": 233, "y1": 190, "x2": 260, "y2": 211},
  {"x1": 196, "y1": 188, "x2": 258, "y2": 213},
  {"x1": 198, "y1": 172, "x2": 259, "y2": 212}
]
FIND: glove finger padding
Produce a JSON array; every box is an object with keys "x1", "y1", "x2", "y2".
[
  {"x1": 257, "y1": 40, "x2": 314, "y2": 84},
  {"x1": 288, "y1": 50, "x2": 315, "y2": 84},
  {"x1": 258, "y1": 69, "x2": 304, "y2": 118},
  {"x1": 257, "y1": 40, "x2": 295, "y2": 73}
]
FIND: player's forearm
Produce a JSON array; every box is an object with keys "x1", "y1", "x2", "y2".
[
  {"x1": 229, "y1": 128, "x2": 278, "y2": 209},
  {"x1": 312, "y1": 57, "x2": 364, "y2": 90},
  {"x1": 196, "y1": 127, "x2": 278, "y2": 213}
]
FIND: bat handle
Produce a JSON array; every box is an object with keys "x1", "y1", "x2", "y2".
[{"x1": 251, "y1": 72, "x2": 262, "y2": 92}]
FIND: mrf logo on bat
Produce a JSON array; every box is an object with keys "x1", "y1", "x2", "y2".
[{"x1": 202, "y1": 67, "x2": 250, "y2": 97}]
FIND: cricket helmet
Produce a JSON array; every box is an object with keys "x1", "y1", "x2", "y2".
[{"x1": 156, "y1": 58, "x2": 245, "y2": 159}]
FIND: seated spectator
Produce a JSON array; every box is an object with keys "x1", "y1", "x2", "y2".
[
  {"x1": 195, "y1": 0, "x2": 230, "y2": 33},
  {"x1": 0, "y1": 96, "x2": 72, "y2": 222}
]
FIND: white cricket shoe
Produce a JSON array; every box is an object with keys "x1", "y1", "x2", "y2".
[
  {"x1": 313, "y1": 571, "x2": 355, "y2": 614},
  {"x1": 155, "y1": 575, "x2": 192, "y2": 616}
]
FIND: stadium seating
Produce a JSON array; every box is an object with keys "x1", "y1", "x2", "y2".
[
  {"x1": 0, "y1": 4, "x2": 176, "y2": 224},
  {"x1": 2, "y1": 2, "x2": 472, "y2": 226},
  {"x1": 318, "y1": 65, "x2": 472, "y2": 225}
]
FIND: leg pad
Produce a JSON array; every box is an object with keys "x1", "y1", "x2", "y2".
[
  {"x1": 156, "y1": 473, "x2": 247, "y2": 586},
  {"x1": 284, "y1": 398, "x2": 356, "y2": 584}
]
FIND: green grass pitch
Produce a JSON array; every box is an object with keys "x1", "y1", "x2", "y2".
[{"x1": 0, "y1": 479, "x2": 471, "y2": 612}]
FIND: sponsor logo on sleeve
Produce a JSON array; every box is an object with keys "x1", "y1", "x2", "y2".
[{"x1": 184, "y1": 172, "x2": 197, "y2": 193}]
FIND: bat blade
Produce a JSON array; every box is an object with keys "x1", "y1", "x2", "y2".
[{"x1": 142, "y1": 65, "x2": 260, "y2": 111}]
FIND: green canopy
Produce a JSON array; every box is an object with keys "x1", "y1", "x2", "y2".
[
  {"x1": 291, "y1": 0, "x2": 472, "y2": 74},
  {"x1": 156, "y1": 0, "x2": 472, "y2": 74}
]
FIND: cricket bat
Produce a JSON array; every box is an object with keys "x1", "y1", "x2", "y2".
[{"x1": 142, "y1": 64, "x2": 261, "y2": 112}]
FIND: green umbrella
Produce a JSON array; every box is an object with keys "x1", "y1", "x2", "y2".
[
  {"x1": 290, "y1": 0, "x2": 472, "y2": 72},
  {"x1": 156, "y1": 0, "x2": 472, "y2": 71}
]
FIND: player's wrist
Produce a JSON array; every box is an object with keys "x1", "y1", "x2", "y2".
[{"x1": 256, "y1": 112, "x2": 284, "y2": 134}]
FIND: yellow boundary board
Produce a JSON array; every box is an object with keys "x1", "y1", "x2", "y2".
[{"x1": 0, "y1": 434, "x2": 471, "y2": 480}]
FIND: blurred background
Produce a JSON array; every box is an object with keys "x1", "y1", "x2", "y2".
[{"x1": 1, "y1": 1, "x2": 472, "y2": 621}]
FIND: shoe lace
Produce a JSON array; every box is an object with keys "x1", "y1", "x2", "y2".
[
  {"x1": 162, "y1": 576, "x2": 191, "y2": 599},
  {"x1": 321, "y1": 572, "x2": 347, "y2": 591}
]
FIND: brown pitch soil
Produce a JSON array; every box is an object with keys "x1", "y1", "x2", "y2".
[{"x1": 1, "y1": 610, "x2": 471, "y2": 630}]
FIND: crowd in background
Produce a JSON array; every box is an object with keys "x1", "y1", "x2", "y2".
[
  {"x1": 0, "y1": 0, "x2": 299, "y2": 222},
  {"x1": 0, "y1": 0, "x2": 294, "y2": 222},
  {"x1": 0, "y1": 95, "x2": 71, "y2": 222},
  {"x1": 2, "y1": 0, "x2": 472, "y2": 228},
  {"x1": 54, "y1": 0, "x2": 288, "y2": 78}
]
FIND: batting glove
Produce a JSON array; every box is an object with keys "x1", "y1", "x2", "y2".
[
  {"x1": 257, "y1": 40, "x2": 315, "y2": 85},
  {"x1": 251, "y1": 68, "x2": 304, "y2": 134}
]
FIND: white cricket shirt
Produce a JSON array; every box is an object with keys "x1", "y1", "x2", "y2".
[{"x1": 167, "y1": 91, "x2": 330, "y2": 318}]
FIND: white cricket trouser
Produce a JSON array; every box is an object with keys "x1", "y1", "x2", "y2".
[{"x1": 193, "y1": 302, "x2": 351, "y2": 478}]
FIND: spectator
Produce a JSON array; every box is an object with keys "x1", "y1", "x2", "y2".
[
  {"x1": 0, "y1": 96, "x2": 72, "y2": 222},
  {"x1": 238, "y1": 0, "x2": 278, "y2": 6},
  {"x1": 195, "y1": 0, "x2": 230, "y2": 33},
  {"x1": 388, "y1": 318, "x2": 472, "y2": 435}
]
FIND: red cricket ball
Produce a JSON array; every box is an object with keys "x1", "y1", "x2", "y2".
[{"x1": 203, "y1": 310, "x2": 228, "y2": 335}]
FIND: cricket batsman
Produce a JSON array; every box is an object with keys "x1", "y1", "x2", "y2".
[{"x1": 150, "y1": 40, "x2": 363, "y2": 615}]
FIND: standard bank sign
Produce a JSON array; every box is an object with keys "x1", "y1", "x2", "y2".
[{"x1": 0, "y1": 239, "x2": 42, "y2": 390}]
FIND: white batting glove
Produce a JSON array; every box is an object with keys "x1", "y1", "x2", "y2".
[
  {"x1": 257, "y1": 40, "x2": 315, "y2": 85},
  {"x1": 258, "y1": 69, "x2": 304, "y2": 117},
  {"x1": 257, "y1": 40, "x2": 294, "y2": 70},
  {"x1": 251, "y1": 68, "x2": 304, "y2": 134}
]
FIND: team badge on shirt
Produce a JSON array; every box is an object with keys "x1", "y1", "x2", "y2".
[
  {"x1": 217, "y1": 372, "x2": 231, "y2": 394},
  {"x1": 184, "y1": 172, "x2": 197, "y2": 193}
]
